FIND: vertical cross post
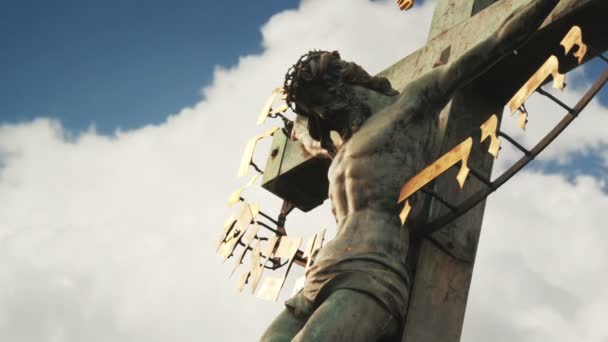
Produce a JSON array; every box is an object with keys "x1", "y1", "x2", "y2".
[{"x1": 401, "y1": 1, "x2": 503, "y2": 341}]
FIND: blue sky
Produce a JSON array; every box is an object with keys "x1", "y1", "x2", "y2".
[
  {"x1": 1, "y1": 0, "x2": 606, "y2": 136},
  {"x1": 0, "y1": 0, "x2": 299, "y2": 134}
]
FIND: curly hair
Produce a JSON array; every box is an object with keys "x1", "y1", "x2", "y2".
[
  {"x1": 283, "y1": 50, "x2": 398, "y2": 151},
  {"x1": 284, "y1": 50, "x2": 397, "y2": 113}
]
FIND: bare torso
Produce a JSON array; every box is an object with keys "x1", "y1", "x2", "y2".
[
  {"x1": 302, "y1": 79, "x2": 450, "y2": 317},
  {"x1": 325, "y1": 79, "x2": 447, "y2": 251}
]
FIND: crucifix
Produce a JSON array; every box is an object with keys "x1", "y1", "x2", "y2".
[{"x1": 222, "y1": 0, "x2": 608, "y2": 341}]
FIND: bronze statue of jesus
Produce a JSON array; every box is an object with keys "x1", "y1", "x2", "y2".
[{"x1": 261, "y1": 1, "x2": 561, "y2": 340}]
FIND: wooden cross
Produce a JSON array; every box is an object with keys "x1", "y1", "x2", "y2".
[{"x1": 260, "y1": 1, "x2": 608, "y2": 341}]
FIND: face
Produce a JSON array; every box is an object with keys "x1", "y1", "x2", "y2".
[
  {"x1": 289, "y1": 53, "x2": 377, "y2": 141},
  {"x1": 294, "y1": 82, "x2": 336, "y2": 120}
]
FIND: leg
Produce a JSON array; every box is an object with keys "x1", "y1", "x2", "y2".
[
  {"x1": 293, "y1": 289, "x2": 400, "y2": 342},
  {"x1": 260, "y1": 308, "x2": 306, "y2": 342}
]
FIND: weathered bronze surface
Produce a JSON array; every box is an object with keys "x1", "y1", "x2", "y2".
[
  {"x1": 258, "y1": 1, "x2": 566, "y2": 341},
  {"x1": 261, "y1": 130, "x2": 331, "y2": 211}
]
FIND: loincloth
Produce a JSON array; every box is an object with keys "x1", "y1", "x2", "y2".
[{"x1": 285, "y1": 253, "x2": 411, "y2": 322}]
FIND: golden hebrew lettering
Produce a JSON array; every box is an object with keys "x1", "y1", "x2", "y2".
[
  {"x1": 397, "y1": 138, "x2": 473, "y2": 225},
  {"x1": 480, "y1": 114, "x2": 501, "y2": 158},
  {"x1": 238, "y1": 127, "x2": 280, "y2": 178},
  {"x1": 397, "y1": 0, "x2": 414, "y2": 11},
  {"x1": 507, "y1": 55, "x2": 565, "y2": 115},
  {"x1": 256, "y1": 236, "x2": 302, "y2": 301},
  {"x1": 219, "y1": 203, "x2": 260, "y2": 259},
  {"x1": 561, "y1": 26, "x2": 587, "y2": 64},
  {"x1": 256, "y1": 88, "x2": 284, "y2": 125},
  {"x1": 231, "y1": 222, "x2": 261, "y2": 276},
  {"x1": 227, "y1": 174, "x2": 260, "y2": 206}
]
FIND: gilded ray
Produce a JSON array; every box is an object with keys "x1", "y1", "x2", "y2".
[
  {"x1": 231, "y1": 222, "x2": 261, "y2": 276},
  {"x1": 306, "y1": 230, "x2": 326, "y2": 271},
  {"x1": 256, "y1": 88, "x2": 284, "y2": 125},
  {"x1": 219, "y1": 203, "x2": 256, "y2": 259},
  {"x1": 227, "y1": 174, "x2": 260, "y2": 206},
  {"x1": 302, "y1": 232, "x2": 322, "y2": 265},
  {"x1": 256, "y1": 237, "x2": 302, "y2": 301},
  {"x1": 302, "y1": 236, "x2": 315, "y2": 261},
  {"x1": 250, "y1": 236, "x2": 279, "y2": 293},
  {"x1": 216, "y1": 215, "x2": 236, "y2": 250},
  {"x1": 236, "y1": 272, "x2": 249, "y2": 292},
  {"x1": 274, "y1": 104, "x2": 289, "y2": 115},
  {"x1": 238, "y1": 127, "x2": 280, "y2": 178}
]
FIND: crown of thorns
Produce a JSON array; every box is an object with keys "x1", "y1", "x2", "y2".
[{"x1": 283, "y1": 50, "x2": 338, "y2": 113}]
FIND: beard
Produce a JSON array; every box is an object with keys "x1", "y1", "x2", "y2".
[{"x1": 311, "y1": 90, "x2": 373, "y2": 155}]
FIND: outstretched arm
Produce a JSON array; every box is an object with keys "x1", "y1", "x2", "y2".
[{"x1": 432, "y1": 0, "x2": 560, "y2": 96}]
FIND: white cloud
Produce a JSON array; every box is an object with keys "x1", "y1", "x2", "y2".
[
  {"x1": 495, "y1": 66, "x2": 608, "y2": 169},
  {"x1": 0, "y1": 1, "x2": 607, "y2": 341},
  {"x1": 463, "y1": 173, "x2": 608, "y2": 341}
]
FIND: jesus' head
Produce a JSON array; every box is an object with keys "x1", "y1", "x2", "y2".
[{"x1": 283, "y1": 50, "x2": 398, "y2": 153}]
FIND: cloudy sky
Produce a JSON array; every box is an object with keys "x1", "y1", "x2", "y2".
[{"x1": 1, "y1": 0, "x2": 607, "y2": 341}]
